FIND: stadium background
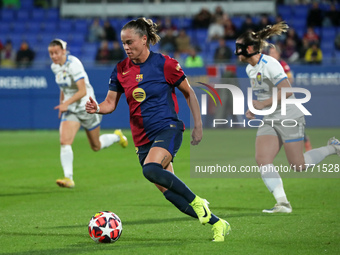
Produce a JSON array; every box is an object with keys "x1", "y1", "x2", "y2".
[{"x1": 0, "y1": 0, "x2": 339, "y2": 129}]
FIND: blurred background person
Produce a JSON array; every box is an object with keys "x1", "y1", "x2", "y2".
[
  {"x1": 111, "y1": 41, "x2": 125, "y2": 62},
  {"x1": 1, "y1": 40, "x2": 16, "y2": 68},
  {"x1": 304, "y1": 42, "x2": 323, "y2": 64},
  {"x1": 16, "y1": 41, "x2": 35, "y2": 68},
  {"x1": 214, "y1": 38, "x2": 232, "y2": 64},
  {"x1": 103, "y1": 20, "x2": 117, "y2": 42},
  {"x1": 207, "y1": 16, "x2": 225, "y2": 41},
  {"x1": 192, "y1": 7, "x2": 212, "y2": 29},
  {"x1": 95, "y1": 40, "x2": 113, "y2": 65},
  {"x1": 88, "y1": 18, "x2": 105, "y2": 43},
  {"x1": 184, "y1": 47, "x2": 204, "y2": 68}
]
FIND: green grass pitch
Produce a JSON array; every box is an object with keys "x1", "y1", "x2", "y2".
[{"x1": 0, "y1": 128, "x2": 339, "y2": 255}]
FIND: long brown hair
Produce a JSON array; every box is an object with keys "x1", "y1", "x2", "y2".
[
  {"x1": 122, "y1": 17, "x2": 161, "y2": 49},
  {"x1": 238, "y1": 21, "x2": 289, "y2": 52}
]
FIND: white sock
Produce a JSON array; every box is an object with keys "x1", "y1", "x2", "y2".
[
  {"x1": 99, "y1": 134, "x2": 120, "y2": 149},
  {"x1": 260, "y1": 164, "x2": 288, "y2": 204},
  {"x1": 304, "y1": 146, "x2": 336, "y2": 165},
  {"x1": 60, "y1": 145, "x2": 73, "y2": 180}
]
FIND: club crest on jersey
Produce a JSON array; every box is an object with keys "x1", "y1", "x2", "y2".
[
  {"x1": 136, "y1": 74, "x2": 143, "y2": 83},
  {"x1": 133, "y1": 88, "x2": 146, "y2": 102},
  {"x1": 256, "y1": 72, "x2": 262, "y2": 85}
]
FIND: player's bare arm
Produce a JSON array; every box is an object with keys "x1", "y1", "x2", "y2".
[
  {"x1": 86, "y1": 90, "x2": 122, "y2": 114},
  {"x1": 252, "y1": 78, "x2": 293, "y2": 110},
  {"x1": 54, "y1": 78, "x2": 87, "y2": 115},
  {"x1": 177, "y1": 78, "x2": 202, "y2": 145}
]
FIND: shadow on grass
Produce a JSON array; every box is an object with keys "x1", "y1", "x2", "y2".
[{"x1": 0, "y1": 237, "x2": 189, "y2": 255}]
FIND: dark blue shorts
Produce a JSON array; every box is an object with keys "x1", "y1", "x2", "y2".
[{"x1": 136, "y1": 124, "x2": 183, "y2": 166}]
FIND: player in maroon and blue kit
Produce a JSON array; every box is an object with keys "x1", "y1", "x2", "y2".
[{"x1": 86, "y1": 17, "x2": 230, "y2": 242}]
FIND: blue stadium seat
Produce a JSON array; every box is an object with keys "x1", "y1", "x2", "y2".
[
  {"x1": 46, "y1": 8, "x2": 59, "y2": 21},
  {"x1": 21, "y1": 0, "x2": 34, "y2": 10},
  {"x1": 68, "y1": 33, "x2": 85, "y2": 44},
  {"x1": 1, "y1": 9, "x2": 16, "y2": 22},
  {"x1": 293, "y1": 4, "x2": 310, "y2": 18},
  {"x1": 58, "y1": 20, "x2": 74, "y2": 33},
  {"x1": 231, "y1": 16, "x2": 244, "y2": 30},
  {"x1": 150, "y1": 43, "x2": 160, "y2": 53},
  {"x1": 27, "y1": 22, "x2": 43, "y2": 33},
  {"x1": 32, "y1": 9, "x2": 45, "y2": 21},
  {"x1": 180, "y1": 17, "x2": 192, "y2": 29},
  {"x1": 23, "y1": 34, "x2": 38, "y2": 46},
  {"x1": 277, "y1": 5, "x2": 293, "y2": 21},
  {"x1": 7, "y1": 34, "x2": 23, "y2": 49},
  {"x1": 313, "y1": 27, "x2": 322, "y2": 37},
  {"x1": 322, "y1": 27, "x2": 336, "y2": 40},
  {"x1": 17, "y1": 9, "x2": 30, "y2": 21},
  {"x1": 0, "y1": 23, "x2": 11, "y2": 34},
  {"x1": 74, "y1": 20, "x2": 89, "y2": 33},
  {"x1": 82, "y1": 44, "x2": 98, "y2": 58},
  {"x1": 53, "y1": 32, "x2": 69, "y2": 42},
  {"x1": 12, "y1": 22, "x2": 28, "y2": 33},
  {"x1": 41, "y1": 22, "x2": 58, "y2": 32}
]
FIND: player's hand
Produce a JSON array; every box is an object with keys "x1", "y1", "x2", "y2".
[
  {"x1": 85, "y1": 96, "x2": 98, "y2": 114},
  {"x1": 246, "y1": 109, "x2": 256, "y2": 120},
  {"x1": 252, "y1": 100, "x2": 265, "y2": 110},
  {"x1": 54, "y1": 103, "x2": 68, "y2": 118},
  {"x1": 191, "y1": 125, "x2": 202, "y2": 145}
]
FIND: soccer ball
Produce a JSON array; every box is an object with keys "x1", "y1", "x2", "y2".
[{"x1": 88, "y1": 211, "x2": 123, "y2": 243}]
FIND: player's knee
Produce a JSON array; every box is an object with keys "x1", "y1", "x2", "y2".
[
  {"x1": 142, "y1": 162, "x2": 162, "y2": 183},
  {"x1": 90, "y1": 144, "x2": 101, "y2": 152},
  {"x1": 288, "y1": 161, "x2": 305, "y2": 172}
]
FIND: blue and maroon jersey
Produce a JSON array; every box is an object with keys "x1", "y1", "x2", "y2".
[{"x1": 109, "y1": 51, "x2": 186, "y2": 147}]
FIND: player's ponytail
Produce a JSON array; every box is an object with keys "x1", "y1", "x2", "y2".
[
  {"x1": 237, "y1": 21, "x2": 289, "y2": 54},
  {"x1": 122, "y1": 17, "x2": 161, "y2": 49}
]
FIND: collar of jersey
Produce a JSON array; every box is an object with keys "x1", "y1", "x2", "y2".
[
  {"x1": 257, "y1": 54, "x2": 263, "y2": 65},
  {"x1": 61, "y1": 55, "x2": 70, "y2": 67},
  {"x1": 131, "y1": 51, "x2": 154, "y2": 66}
]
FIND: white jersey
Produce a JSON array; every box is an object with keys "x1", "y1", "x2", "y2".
[
  {"x1": 51, "y1": 55, "x2": 95, "y2": 113},
  {"x1": 246, "y1": 54, "x2": 304, "y2": 120}
]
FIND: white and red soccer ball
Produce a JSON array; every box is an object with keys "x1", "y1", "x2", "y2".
[{"x1": 88, "y1": 211, "x2": 123, "y2": 243}]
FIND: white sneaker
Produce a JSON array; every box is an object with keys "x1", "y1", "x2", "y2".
[
  {"x1": 327, "y1": 137, "x2": 340, "y2": 156},
  {"x1": 262, "y1": 202, "x2": 292, "y2": 213}
]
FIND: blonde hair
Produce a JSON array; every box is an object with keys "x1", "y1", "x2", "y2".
[
  {"x1": 238, "y1": 21, "x2": 289, "y2": 52},
  {"x1": 122, "y1": 17, "x2": 161, "y2": 49}
]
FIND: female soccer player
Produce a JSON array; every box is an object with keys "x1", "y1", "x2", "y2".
[
  {"x1": 268, "y1": 46, "x2": 312, "y2": 151},
  {"x1": 235, "y1": 22, "x2": 340, "y2": 213},
  {"x1": 85, "y1": 17, "x2": 230, "y2": 241},
  {"x1": 48, "y1": 39, "x2": 128, "y2": 189}
]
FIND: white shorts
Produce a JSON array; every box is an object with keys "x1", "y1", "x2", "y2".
[
  {"x1": 256, "y1": 116, "x2": 305, "y2": 143},
  {"x1": 61, "y1": 110, "x2": 102, "y2": 131}
]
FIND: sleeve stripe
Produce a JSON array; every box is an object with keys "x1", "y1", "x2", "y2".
[
  {"x1": 173, "y1": 74, "x2": 186, "y2": 87},
  {"x1": 274, "y1": 77, "x2": 287, "y2": 86},
  {"x1": 74, "y1": 77, "x2": 85, "y2": 82}
]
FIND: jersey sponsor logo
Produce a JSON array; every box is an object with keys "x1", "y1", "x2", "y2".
[
  {"x1": 122, "y1": 70, "x2": 130, "y2": 75},
  {"x1": 176, "y1": 63, "x2": 181, "y2": 72},
  {"x1": 256, "y1": 72, "x2": 262, "y2": 85},
  {"x1": 132, "y1": 87, "x2": 146, "y2": 102},
  {"x1": 136, "y1": 74, "x2": 143, "y2": 82}
]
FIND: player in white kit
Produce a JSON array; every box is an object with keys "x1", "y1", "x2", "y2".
[
  {"x1": 235, "y1": 22, "x2": 340, "y2": 213},
  {"x1": 48, "y1": 39, "x2": 128, "y2": 188}
]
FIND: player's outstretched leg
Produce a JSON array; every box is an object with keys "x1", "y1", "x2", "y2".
[
  {"x1": 113, "y1": 129, "x2": 128, "y2": 148},
  {"x1": 212, "y1": 219, "x2": 231, "y2": 242},
  {"x1": 262, "y1": 202, "x2": 292, "y2": 213},
  {"x1": 189, "y1": 195, "x2": 212, "y2": 224},
  {"x1": 56, "y1": 177, "x2": 75, "y2": 188},
  {"x1": 57, "y1": 145, "x2": 75, "y2": 188},
  {"x1": 328, "y1": 137, "x2": 340, "y2": 156}
]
